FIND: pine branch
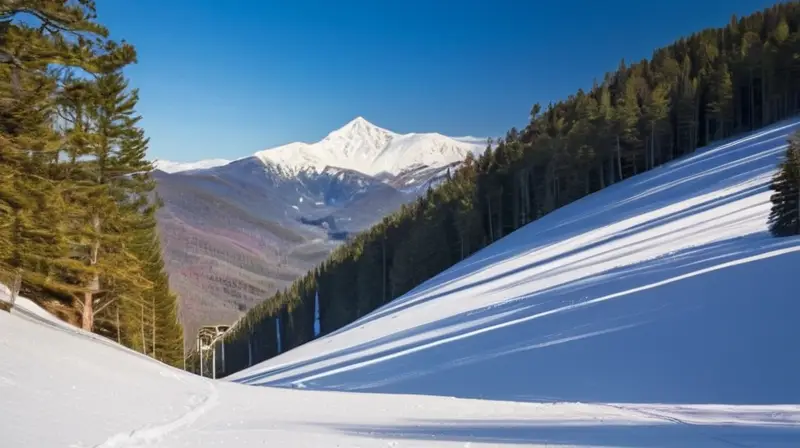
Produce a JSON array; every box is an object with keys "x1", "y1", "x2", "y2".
[{"x1": 92, "y1": 296, "x2": 116, "y2": 316}]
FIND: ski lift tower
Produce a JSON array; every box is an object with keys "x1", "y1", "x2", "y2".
[{"x1": 196, "y1": 324, "x2": 230, "y2": 379}]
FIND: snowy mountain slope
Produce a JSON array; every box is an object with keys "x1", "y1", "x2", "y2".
[
  {"x1": 228, "y1": 118, "x2": 800, "y2": 411},
  {"x1": 3, "y1": 294, "x2": 799, "y2": 447},
  {"x1": 452, "y1": 135, "x2": 490, "y2": 146},
  {"x1": 153, "y1": 158, "x2": 231, "y2": 173},
  {"x1": 253, "y1": 117, "x2": 485, "y2": 176}
]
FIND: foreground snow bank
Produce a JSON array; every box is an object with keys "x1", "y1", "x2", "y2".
[
  {"x1": 2, "y1": 308, "x2": 800, "y2": 447},
  {"x1": 0, "y1": 308, "x2": 211, "y2": 447}
]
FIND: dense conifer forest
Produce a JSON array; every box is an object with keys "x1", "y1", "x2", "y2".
[
  {"x1": 0, "y1": 1, "x2": 183, "y2": 366},
  {"x1": 218, "y1": 2, "x2": 800, "y2": 376}
]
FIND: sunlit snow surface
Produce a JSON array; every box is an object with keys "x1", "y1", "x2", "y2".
[
  {"x1": 152, "y1": 158, "x2": 232, "y2": 173},
  {"x1": 2, "y1": 120, "x2": 800, "y2": 447}
]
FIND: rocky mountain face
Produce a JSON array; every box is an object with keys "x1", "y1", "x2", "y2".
[{"x1": 153, "y1": 118, "x2": 485, "y2": 344}]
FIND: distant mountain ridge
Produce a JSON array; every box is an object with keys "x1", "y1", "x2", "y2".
[
  {"x1": 153, "y1": 158, "x2": 231, "y2": 173},
  {"x1": 151, "y1": 118, "x2": 488, "y2": 345},
  {"x1": 154, "y1": 117, "x2": 486, "y2": 177}
]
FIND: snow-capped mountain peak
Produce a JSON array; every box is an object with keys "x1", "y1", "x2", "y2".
[
  {"x1": 324, "y1": 116, "x2": 394, "y2": 141},
  {"x1": 319, "y1": 116, "x2": 395, "y2": 162},
  {"x1": 254, "y1": 117, "x2": 484, "y2": 177}
]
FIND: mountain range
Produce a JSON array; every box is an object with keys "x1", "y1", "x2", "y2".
[{"x1": 152, "y1": 117, "x2": 487, "y2": 343}]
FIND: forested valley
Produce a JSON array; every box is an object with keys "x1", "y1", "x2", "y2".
[{"x1": 218, "y1": 2, "x2": 800, "y2": 376}]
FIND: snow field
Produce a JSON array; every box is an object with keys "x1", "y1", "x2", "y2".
[{"x1": 2, "y1": 120, "x2": 800, "y2": 447}]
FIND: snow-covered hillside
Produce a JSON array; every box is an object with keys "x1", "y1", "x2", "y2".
[
  {"x1": 253, "y1": 117, "x2": 485, "y2": 176},
  {"x1": 231, "y1": 118, "x2": 800, "y2": 404},
  {"x1": 152, "y1": 158, "x2": 231, "y2": 173},
  {"x1": 3, "y1": 120, "x2": 800, "y2": 447}
]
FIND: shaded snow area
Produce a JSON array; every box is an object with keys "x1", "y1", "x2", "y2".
[{"x1": 3, "y1": 121, "x2": 800, "y2": 447}]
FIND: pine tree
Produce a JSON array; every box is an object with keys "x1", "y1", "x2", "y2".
[
  {"x1": 643, "y1": 83, "x2": 670, "y2": 169},
  {"x1": 355, "y1": 235, "x2": 383, "y2": 316},
  {"x1": 707, "y1": 62, "x2": 734, "y2": 139},
  {"x1": 0, "y1": 4, "x2": 103, "y2": 305},
  {"x1": 675, "y1": 56, "x2": 698, "y2": 154},
  {"x1": 62, "y1": 71, "x2": 152, "y2": 331},
  {"x1": 1, "y1": 0, "x2": 136, "y2": 310},
  {"x1": 123, "y1": 186, "x2": 184, "y2": 365},
  {"x1": 768, "y1": 132, "x2": 800, "y2": 237},
  {"x1": 612, "y1": 76, "x2": 641, "y2": 179}
]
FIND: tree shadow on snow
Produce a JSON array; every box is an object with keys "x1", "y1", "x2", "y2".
[
  {"x1": 323, "y1": 418, "x2": 800, "y2": 447},
  {"x1": 232, "y1": 119, "x2": 800, "y2": 408},
  {"x1": 329, "y1": 119, "x2": 800, "y2": 334},
  {"x1": 239, "y1": 233, "x2": 800, "y2": 406}
]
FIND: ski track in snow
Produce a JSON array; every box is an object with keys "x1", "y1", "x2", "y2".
[
  {"x1": 92, "y1": 382, "x2": 219, "y2": 448},
  {"x1": 604, "y1": 404, "x2": 752, "y2": 448}
]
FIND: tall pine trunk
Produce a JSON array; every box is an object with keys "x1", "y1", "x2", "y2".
[
  {"x1": 116, "y1": 302, "x2": 121, "y2": 344},
  {"x1": 584, "y1": 171, "x2": 590, "y2": 195},
  {"x1": 140, "y1": 303, "x2": 146, "y2": 354},
  {"x1": 152, "y1": 299, "x2": 157, "y2": 359},
  {"x1": 486, "y1": 194, "x2": 494, "y2": 243},
  {"x1": 497, "y1": 185, "x2": 504, "y2": 238},
  {"x1": 599, "y1": 160, "x2": 606, "y2": 189},
  {"x1": 616, "y1": 136, "x2": 623, "y2": 182},
  {"x1": 750, "y1": 67, "x2": 755, "y2": 130},
  {"x1": 762, "y1": 66, "x2": 768, "y2": 126},
  {"x1": 82, "y1": 216, "x2": 101, "y2": 331},
  {"x1": 651, "y1": 125, "x2": 657, "y2": 169},
  {"x1": 381, "y1": 235, "x2": 387, "y2": 302}
]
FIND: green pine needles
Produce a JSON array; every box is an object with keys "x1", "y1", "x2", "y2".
[
  {"x1": 768, "y1": 132, "x2": 800, "y2": 237},
  {"x1": 0, "y1": 1, "x2": 184, "y2": 367}
]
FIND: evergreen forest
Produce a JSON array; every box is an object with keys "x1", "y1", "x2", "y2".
[{"x1": 0, "y1": 1, "x2": 183, "y2": 366}]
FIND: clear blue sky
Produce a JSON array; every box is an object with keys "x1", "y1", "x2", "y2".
[{"x1": 97, "y1": 0, "x2": 781, "y2": 162}]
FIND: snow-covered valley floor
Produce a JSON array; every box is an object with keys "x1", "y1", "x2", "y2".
[{"x1": 3, "y1": 120, "x2": 800, "y2": 447}]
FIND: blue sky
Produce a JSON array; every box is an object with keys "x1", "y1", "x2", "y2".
[{"x1": 97, "y1": 0, "x2": 781, "y2": 162}]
